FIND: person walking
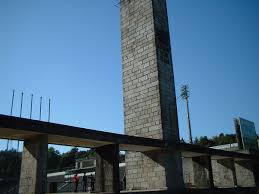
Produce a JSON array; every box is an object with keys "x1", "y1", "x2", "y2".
[
  {"x1": 83, "y1": 173, "x2": 88, "y2": 192},
  {"x1": 123, "y1": 175, "x2": 126, "y2": 190},
  {"x1": 73, "y1": 173, "x2": 80, "y2": 192},
  {"x1": 90, "y1": 174, "x2": 95, "y2": 192}
]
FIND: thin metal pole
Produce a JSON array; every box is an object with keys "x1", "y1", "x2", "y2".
[
  {"x1": 180, "y1": 84, "x2": 193, "y2": 144},
  {"x1": 186, "y1": 98, "x2": 193, "y2": 144},
  {"x1": 30, "y1": 94, "x2": 33, "y2": 119},
  {"x1": 17, "y1": 140, "x2": 19, "y2": 153},
  {"x1": 39, "y1": 96, "x2": 42, "y2": 120},
  {"x1": 18, "y1": 91, "x2": 23, "y2": 156},
  {"x1": 48, "y1": 98, "x2": 51, "y2": 122},
  {"x1": 19, "y1": 92, "x2": 24, "y2": 118},
  {"x1": 8, "y1": 90, "x2": 15, "y2": 151},
  {"x1": 10, "y1": 89, "x2": 15, "y2": 116}
]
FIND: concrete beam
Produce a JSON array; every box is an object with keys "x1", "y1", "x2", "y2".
[
  {"x1": 177, "y1": 143, "x2": 257, "y2": 160},
  {"x1": 95, "y1": 144, "x2": 120, "y2": 193},
  {"x1": 19, "y1": 135, "x2": 48, "y2": 194},
  {"x1": 1, "y1": 115, "x2": 259, "y2": 161},
  {"x1": 0, "y1": 114, "x2": 165, "y2": 152}
]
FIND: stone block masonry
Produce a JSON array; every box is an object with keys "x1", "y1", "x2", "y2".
[
  {"x1": 95, "y1": 144, "x2": 120, "y2": 193},
  {"x1": 212, "y1": 158, "x2": 237, "y2": 188},
  {"x1": 235, "y1": 160, "x2": 256, "y2": 187},
  {"x1": 192, "y1": 156, "x2": 214, "y2": 188},
  {"x1": 121, "y1": 0, "x2": 185, "y2": 191}
]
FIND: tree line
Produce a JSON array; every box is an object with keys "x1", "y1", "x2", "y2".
[
  {"x1": 47, "y1": 147, "x2": 96, "y2": 172},
  {"x1": 0, "y1": 147, "x2": 95, "y2": 177},
  {"x1": 180, "y1": 133, "x2": 237, "y2": 147}
]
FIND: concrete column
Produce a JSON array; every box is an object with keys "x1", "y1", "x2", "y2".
[
  {"x1": 253, "y1": 161, "x2": 259, "y2": 187},
  {"x1": 182, "y1": 157, "x2": 194, "y2": 187},
  {"x1": 212, "y1": 158, "x2": 237, "y2": 188},
  {"x1": 19, "y1": 135, "x2": 48, "y2": 194},
  {"x1": 235, "y1": 160, "x2": 256, "y2": 187},
  {"x1": 95, "y1": 144, "x2": 120, "y2": 193},
  {"x1": 80, "y1": 161, "x2": 83, "y2": 169},
  {"x1": 192, "y1": 156, "x2": 214, "y2": 188}
]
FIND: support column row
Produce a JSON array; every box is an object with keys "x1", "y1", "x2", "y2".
[{"x1": 184, "y1": 155, "x2": 257, "y2": 189}]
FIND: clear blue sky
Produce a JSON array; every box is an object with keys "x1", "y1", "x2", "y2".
[{"x1": 0, "y1": 0, "x2": 258, "y2": 152}]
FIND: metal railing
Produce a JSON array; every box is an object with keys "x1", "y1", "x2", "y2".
[{"x1": 48, "y1": 181, "x2": 92, "y2": 193}]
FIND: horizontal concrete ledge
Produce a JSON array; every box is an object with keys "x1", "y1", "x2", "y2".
[
  {"x1": 177, "y1": 143, "x2": 259, "y2": 160},
  {"x1": 186, "y1": 187, "x2": 259, "y2": 194},
  {"x1": 46, "y1": 187, "x2": 259, "y2": 194},
  {"x1": 0, "y1": 114, "x2": 259, "y2": 160},
  {"x1": 0, "y1": 114, "x2": 165, "y2": 152},
  {"x1": 46, "y1": 189, "x2": 167, "y2": 194},
  {"x1": 46, "y1": 193, "x2": 114, "y2": 194}
]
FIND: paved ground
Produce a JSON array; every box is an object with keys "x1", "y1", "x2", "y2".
[{"x1": 46, "y1": 187, "x2": 259, "y2": 194}]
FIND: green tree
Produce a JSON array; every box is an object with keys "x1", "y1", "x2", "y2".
[
  {"x1": 47, "y1": 147, "x2": 61, "y2": 171},
  {"x1": 0, "y1": 149, "x2": 21, "y2": 177},
  {"x1": 194, "y1": 137, "x2": 199, "y2": 145},
  {"x1": 59, "y1": 147, "x2": 79, "y2": 170},
  {"x1": 194, "y1": 133, "x2": 237, "y2": 147}
]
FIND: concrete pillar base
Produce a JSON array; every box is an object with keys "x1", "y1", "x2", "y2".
[
  {"x1": 182, "y1": 157, "x2": 194, "y2": 187},
  {"x1": 19, "y1": 135, "x2": 48, "y2": 194},
  {"x1": 95, "y1": 144, "x2": 120, "y2": 193},
  {"x1": 192, "y1": 156, "x2": 214, "y2": 188},
  {"x1": 130, "y1": 150, "x2": 185, "y2": 192}
]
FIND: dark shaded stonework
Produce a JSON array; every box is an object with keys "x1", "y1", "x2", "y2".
[{"x1": 95, "y1": 144, "x2": 120, "y2": 193}]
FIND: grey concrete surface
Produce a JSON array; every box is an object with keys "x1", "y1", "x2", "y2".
[
  {"x1": 19, "y1": 135, "x2": 48, "y2": 194},
  {"x1": 235, "y1": 160, "x2": 256, "y2": 187},
  {"x1": 212, "y1": 158, "x2": 236, "y2": 188}
]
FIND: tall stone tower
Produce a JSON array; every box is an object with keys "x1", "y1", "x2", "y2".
[{"x1": 121, "y1": 0, "x2": 185, "y2": 191}]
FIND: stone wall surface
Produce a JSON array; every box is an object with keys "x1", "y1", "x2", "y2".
[
  {"x1": 235, "y1": 160, "x2": 256, "y2": 187},
  {"x1": 192, "y1": 156, "x2": 213, "y2": 188},
  {"x1": 121, "y1": 0, "x2": 184, "y2": 191},
  {"x1": 212, "y1": 159, "x2": 236, "y2": 188},
  {"x1": 95, "y1": 144, "x2": 120, "y2": 193},
  {"x1": 182, "y1": 157, "x2": 194, "y2": 187}
]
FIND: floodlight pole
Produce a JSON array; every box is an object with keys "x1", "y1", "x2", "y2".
[
  {"x1": 10, "y1": 89, "x2": 15, "y2": 116},
  {"x1": 181, "y1": 84, "x2": 193, "y2": 144},
  {"x1": 19, "y1": 92, "x2": 24, "y2": 118},
  {"x1": 186, "y1": 97, "x2": 193, "y2": 144},
  {"x1": 39, "y1": 97, "x2": 42, "y2": 121},
  {"x1": 48, "y1": 98, "x2": 51, "y2": 122},
  {"x1": 30, "y1": 94, "x2": 33, "y2": 119}
]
